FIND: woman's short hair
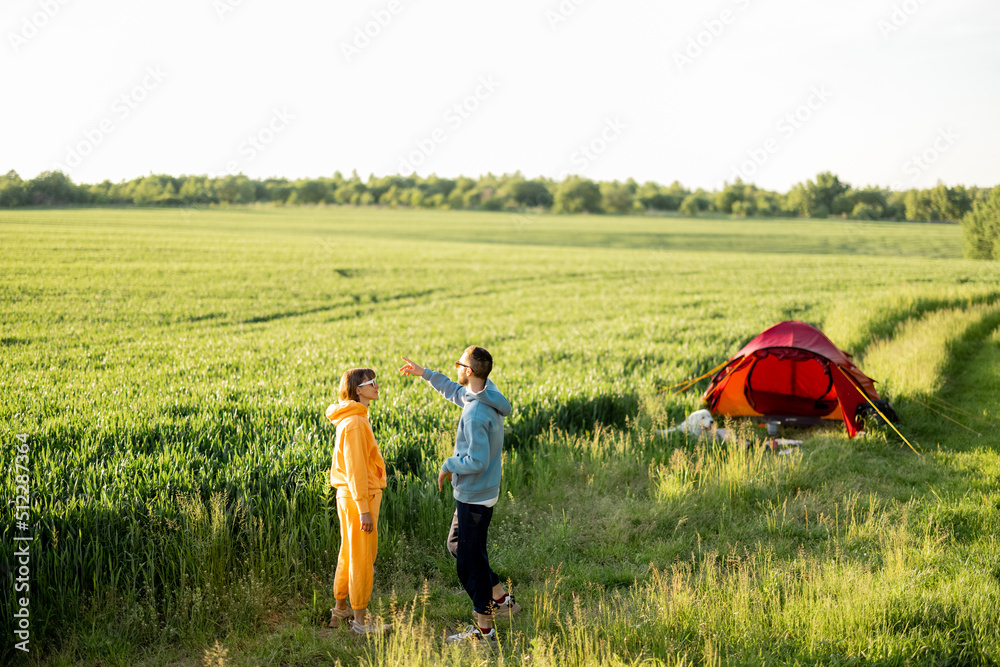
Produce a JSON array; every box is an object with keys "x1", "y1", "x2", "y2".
[{"x1": 338, "y1": 367, "x2": 376, "y2": 403}]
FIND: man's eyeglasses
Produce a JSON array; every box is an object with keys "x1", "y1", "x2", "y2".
[
  {"x1": 454, "y1": 362, "x2": 471, "y2": 370},
  {"x1": 359, "y1": 378, "x2": 379, "y2": 389}
]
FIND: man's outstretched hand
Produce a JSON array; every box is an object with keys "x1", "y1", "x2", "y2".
[{"x1": 399, "y1": 356, "x2": 425, "y2": 377}]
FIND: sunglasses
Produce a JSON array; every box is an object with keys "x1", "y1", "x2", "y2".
[
  {"x1": 358, "y1": 378, "x2": 379, "y2": 389},
  {"x1": 454, "y1": 361, "x2": 471, "y2": 370}
]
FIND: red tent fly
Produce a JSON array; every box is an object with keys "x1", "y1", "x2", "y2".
[{"x1": 700, "y1": 320, "x2": 880, "y2": 438}]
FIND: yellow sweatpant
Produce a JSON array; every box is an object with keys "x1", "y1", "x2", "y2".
[{"x1": 334, "y1": 490, "x2": 382, "y2": 610}]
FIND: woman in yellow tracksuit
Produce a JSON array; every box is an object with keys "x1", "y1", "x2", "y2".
[{"x1": 325, "y1": 368, "x2": 388, "y2": 635}]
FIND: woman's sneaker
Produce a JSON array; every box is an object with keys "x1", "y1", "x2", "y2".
[
  {"x1": 492, "y1": 594, "x2": 521, "y2": 618},
  {"x1": 351, "y1": 619, "x2": 391, "y2": 635},
  {"x1": 446, "y1": 624, "x2": 496, "y2": 644},
  {"x1": 328, "y1": 606, "x2": 353, "y2": 628}
]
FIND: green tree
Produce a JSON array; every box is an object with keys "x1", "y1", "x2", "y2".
[
  {"x1": 784, "y1": 183, "x2": 810, "y2": 217},
  {"x1": 87, "y1": 181, "x2": 112, "y2": 205},
  {"x1": 962, "y1": 184, "x2": 1000, "y2": 260},
  {"x1": 843, "y1": 188, "x2": 888, "y2": 220},
  {"x1": 851, "y1": 203, "x2": 882, "y2": 220},
  {"x1": 217, "y1": 175, "x2": 256, "y2": 204},
  {"x1": 884, "y1": 190, "x2": 907, "y2": 220},
  {"x1": 716, "y1": 179, "x2": 759, "y2": 215},
  {"x1": 929, "y1": 183, "x2": 972, "y2": 222},
  {"x1": 715, "y1": 180, "x2": 742, "y2": 214},
  {"x1": 0, "y1": 170, "x2": 26, "y2": 206},
  {"x1": 904, "y1": 189, "x2": 935, "y2": 221},
  {"x1": 553, "y1": 177, "x2": 602, "y2": 213},
  {"x1": 679, "y1": 194, "x2": 703, "y2": 216},
  {"x1": 830, "y1": 193, "x2": 852, "y2": 216},
  {"x1": 333, "y1": 176, "x2": 366, "y2": 205},
  {"x1": 636, "y1": 180, "x2": 685, "y2": 211},
  {"x1": 754, "y1": 191, "x2": 783, "y2": 217},
  {"x1": 809, "y1": 203, "x2": 830, "y2": 218},
  {"x1": 422, "y1": 174, "x2": 457, "y2": 201},
  {"x1": 179, "y1": 176, "x2": 216, "y2": 204},
  {"x1": 600, "y1": 181, "x2": 633, "y2": 214},
  {"x1": 447, "y1": 177, "x2": 476, "y2": 209},
  {"x1": 293, "y1": 179, "x2": 331, "y2": 205},
  {"x1": 509, "y1": 179, "x2": 552, "y2": 208},
  {"x1": 25, "y1": 171, "x2": 84, "y2": 205},
  {"x1": 363, "y1": 174, "x2": 393, "y2": 204},
  {"x1": 479, "y1": 196, "x2": 504, "y2": 211},
  {"x1": 135, "y1": 176, "x2": 164, "y2": 205},
  {"x1": 802, "y1": 172, "x2": 848, "y2": 217}
]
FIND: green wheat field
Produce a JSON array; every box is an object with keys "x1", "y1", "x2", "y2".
[{"x1": 2, "y1": 207, "x2": 1000, "y2": 666}]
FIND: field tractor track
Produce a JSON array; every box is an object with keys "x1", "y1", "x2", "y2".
[{"x1": 849, "y1": 290, "x2": 1000, "y2": 361}]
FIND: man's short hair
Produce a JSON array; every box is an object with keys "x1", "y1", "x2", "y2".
[{"x1": 464, "y1": 345, "x2": 493, "y2": 379}]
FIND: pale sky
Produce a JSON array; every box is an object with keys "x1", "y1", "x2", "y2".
[{"x1": 4, "y1": 0, "x2": 999, "y2": 191}]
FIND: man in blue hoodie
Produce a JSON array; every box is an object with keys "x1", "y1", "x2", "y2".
[{"x1": 399, "y1": 346, "x2": 520, "y2": 642}]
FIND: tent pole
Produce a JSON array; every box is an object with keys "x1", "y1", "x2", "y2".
[
  {"x1": 925, "y1": 396, "x2": 995, "y2": 427},
  {"x1": 835, "y1": 365, "x2": 922, "y2": 456},
  {"x1": 660, "y1": 359, "x2": 731, "y2": 395},
  {"x1": 910, "y1": 398, "x2": 981, "y2": 436}
]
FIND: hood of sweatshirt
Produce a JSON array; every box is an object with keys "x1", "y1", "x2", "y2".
[
  {"x1": 326, "y1": 400, "x2": 368, "y2": 425},
  {"x1": 466, "y1": 379, "x2": 512, "y2": 417}
]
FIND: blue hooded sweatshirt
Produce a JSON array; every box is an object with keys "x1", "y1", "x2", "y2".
[{"x1": 422, "y1": 369, "x2": 512, "y2": 505}]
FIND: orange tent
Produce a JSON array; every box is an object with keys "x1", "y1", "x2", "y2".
[{"x1": 701, "y1": 321, "x2": 880, "y2": 438}]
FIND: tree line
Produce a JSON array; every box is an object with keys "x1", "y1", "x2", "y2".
[{"x1": 2, "y1": 169, "x2": 997, "y2": 258}]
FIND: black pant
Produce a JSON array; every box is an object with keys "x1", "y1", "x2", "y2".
[{"x1": 447, "y1": 502, "x2": 501, "y2": 615}]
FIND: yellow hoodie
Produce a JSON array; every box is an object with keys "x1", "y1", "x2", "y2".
[{"x1": 326, "y1": 400, "x2": 387, "y2": 514}]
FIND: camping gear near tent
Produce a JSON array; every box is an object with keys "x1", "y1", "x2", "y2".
[{"x1": 700, "y1": 321, "x2": 880, "y2": 439}]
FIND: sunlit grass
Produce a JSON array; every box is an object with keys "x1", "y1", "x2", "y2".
[
  {"x1": 860, "y1": 303, "x2": 1000, "y2": 398},
  {"x1": 2, "y1": 207, "x2": 1000, "y2": 665}
]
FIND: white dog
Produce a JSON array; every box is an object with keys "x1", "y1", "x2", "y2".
[{"x1": 659, "y1": 409, "x2": 716, "y2": 436}]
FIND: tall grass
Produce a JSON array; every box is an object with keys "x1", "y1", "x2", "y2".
[
  {"x1": 332, "y1": 420, "x2": 1000, "y2": 666},
  {"x1": 860, "y1": 303, "x2": 1000, "y2": 398},
  {"x1": 3, "y1": 208, "x2": 1000, "y2": 664},
  {"x1": 823, "y1": 285, "x2": 1000, "y2": 359}
]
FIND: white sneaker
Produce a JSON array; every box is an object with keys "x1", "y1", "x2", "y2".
[
  {"x1": 351, "y1": 619, "x2": 391, "y2": 635},
  {"x1": 328, "y1": 606, "x2": 352, "y2": 628},
  {"x1": 446, "y1": 624, "x2": 496, "y2": 644},
  {"x1": 492, "y1": 593, "x2": 521, "y2": 618}
]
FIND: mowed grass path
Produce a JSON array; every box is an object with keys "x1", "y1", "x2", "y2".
[{"x1": 1, "y1": 207, "x2": 999, "y2": 665}]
